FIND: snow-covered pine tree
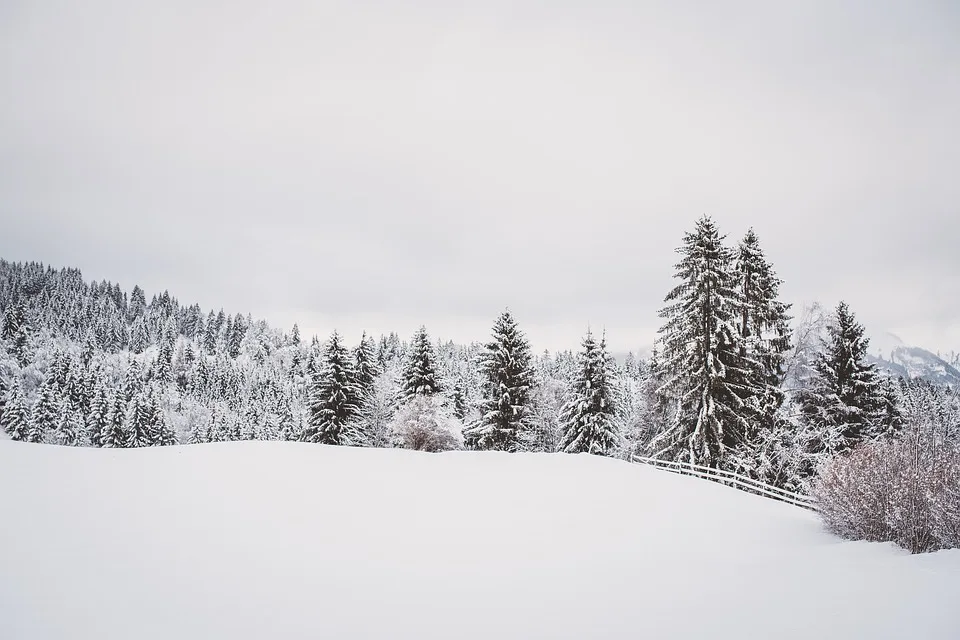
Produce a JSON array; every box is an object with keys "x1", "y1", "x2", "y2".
[
  {"x1": 53, "y1": 404, "x2": 82, "y2": 446},
  {"x1": 28, "y1": 378, "x2": 60, "y2": 443},
  {"x1": 730, "y1": 229, "x2": 793, "y2": 474},
  {"x1": 400, "y1": 326, "x2": 442, "y2": 398},
  {"x1": 126, "y1": 390, "x2": 155, "y2": 448},
  {"x1": 353, "y1": 332, "x2": 381, "y2": 399},
  {"x1": 86, "y1": 380, "x2": 110, "y2": 447},
  {"x1": 464, "y1": 310, "x2": 534, "y2": 452},
  {"x1": 149, "y1": 390, "x2": 178, "y2": 446},
  {"x1": 797, "y1": 302, "x2": 887, "y2": 459},
  {"x1": 0, "y1": 378, "x2": 29, "y2": 441},
  {"x1": 101, "y1": 392, "x2": 128, "y2": 448},
  {"x1": 649, "y1": 216, "x2": 755, "y2": 468},
  {"x1": 0, "y1": 301, "x2": 26, "y2": 341},
  {"x1": 302, "y1": 331, "x2": 361, "y2": 445},
  {"x1": 558, "y1": 330, "x2": 619, "y2": 456}
]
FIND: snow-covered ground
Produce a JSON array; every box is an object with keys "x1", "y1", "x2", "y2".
[{"x1": 1, "y1": 441, "x2": 958, "y2": 640}]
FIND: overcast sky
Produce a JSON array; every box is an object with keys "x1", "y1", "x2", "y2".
[{"x1": 1, "y1": 1, "x2": 958, "y2": 354}]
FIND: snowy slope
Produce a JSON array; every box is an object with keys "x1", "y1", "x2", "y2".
[{"x1": 0, "y1": 442, "x2": 958, "y2": 640}]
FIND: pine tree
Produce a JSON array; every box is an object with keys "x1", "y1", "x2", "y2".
[
  {"x1": 1, "y1": 301, "x2": 26, "y2": 341},
  {"x1": 149, "y1": 390, "x2": 178, "y2": 446},
  {"x1": 291, "y1": 323, "x2": 301, "y2": 346},
  {"x1": 29, "y1": 379, "x2": 60, "y2": 443},
  {"x1": 649, "y1": 216, "x2": 755, "y2": 468},
  {"x1": 101, "y1": 393, "x2": 128, "y2": 448},
  {"x1": 726, "y1": 229, "x2": 795, "y2": 475},
  {"x1": 126, "y1": 391, "x2": 155, "y2": 448},
  {"x1": 559, "y1": 330, "x2": 619, "y2": 455},
  {"x1": 798, "y1": 302, "x2": 887, "y2": 458},
  {"x1": 353, "y1": 332, "x2": 381, "y2": 399},
  {"x1": 464, "y1": 310, "x2": 534, "y2": 451},
  {"x1": 302, "y1": 331, "x2": 361, "y2": 445},
  {"x1": 400, "y1": 326, "x2": 442, "y2": 398},
  {"x1": 53, "y1": 405, "x2": 82, "y2": 446},
  {"x1": 0, "y1": 378, "x2": 29, "y2": 441},
  {"x1": 86, "y1": 381, "x2": 110, "y2": 447}
]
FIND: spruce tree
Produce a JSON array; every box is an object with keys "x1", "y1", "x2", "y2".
[
  {"x1": 53, "y1": 405, "x2": 82, "y2": 446},
  {"x1": 302, "y1": 331, "x2": 361, "y2": 445},
  {"x1": 464, "y1": 310, "x2": 534, "y2": 451},
  {"x1": 798, "y1": 301, "x2": 886, "y2": 457},
  {"x1": 729, "y1": 229, "x2": 794, "y2": 474},
  {"x1": 0, "y1": 378, "x2": 29, "y2": 441},
  {"x1": 1, "y1": 301, "x2": 26, "y2": 341},
  {"x1": 400, "y1": 326, "x2": 442, "y2": 398},
  {"x1": 29, "y1": 379, "x2": 60, "y2": 443},
  {"x1": 126, "y1": 391, "x2": 155, "y2": 448},
  {"x1": 86, "y1": 381, "x2": 110, "y2": 447},
  {"x1": 649, "y1": 216, "x2": 755, "y2": 468},
  {"x1": 101, "y1": 393, "x2": 128, "y2": 448},
  {"x1": 353, "y1": 332, "x2": 381, "y2": 399},
  {"x1": 558, "y1": 330, "x2": 619, "y2": 455}
]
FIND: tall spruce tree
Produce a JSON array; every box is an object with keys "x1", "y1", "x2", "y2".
[
  {"x1": 558, "y1": 330, "x2": 619, "y2": 455},
  {"x1": 730, "y1": 229, "x2": 793, "y2": 473},
  {"x1": 353, "y1": 332, "x2": 381, "y2": 399},
  {"x1": 101, "y1": 392, "x2": 128, "y2": 448},
  {"x1": 464, "y1": 310, "x2": 534, "y2": 451},
  {"x1": 53, "y1": 405, "x2": 82, "y2": 446},
  {"x1": 29, "y1": 378, "x2": 60, "y2": 443},
  {"x1": 126, "y1": 390, "x2": 155, "y2": 448},
  {"x1": 302, "y1": 331, "x2": 361, "y2": 445},
  {"x1": 0, "y1": 378, "x2": 29, "y2": 441},
  {"x1": 798, "y1": 301, "x2": 887, "y2": 457},
  {"x1": 400, "y1": 326, "x2": 442, "y2": 398},
  {"x1": 650, "y1": 216, "x2": 756, "y2": 468},
  {"x1": 86, "y1": 381, "x2": 110, "y2": 447}
]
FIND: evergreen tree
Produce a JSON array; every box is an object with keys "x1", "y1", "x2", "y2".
[
  {"x1": 464, "y1": 310, "x2": 534, "y2": 451},
  {"x1": 86, "y1": 381, "x2": 110, "y2": 447},
  {"x1": 733, "y1": 229, "x2": 793, "y2": 437},
  {"x1": 558, "y1": 330, "x2": 619, "y2": 455},
  {"x1": 798, "y1": 302, "x2": 887, "y2": 458},
  {"x1": 302, "y1": 331, "x2": 361, "y2": 445},
  {"x1": 29, "y1": 379, "x2": 60, "y2": 443},
  {"x1": 0, "y1": 378, "x2": 29, "y2": 441},
  {"x1": 353, "y1": 332, "x2": 381, "y2": 399},
  {"x1": 400, "y1": 326, "x2": 442, "y2": 398},
  {"x1": 101, "y1": 392, "x2": 128, "y2": 448},
  {"x1": 126, "y1": 391, "x2": 155, "y2": 448},
  {"x1": 130, "y1": 317, "x2": 150, "y2": 354},
  {"x1": 53, "y1": 405, "x2": 82, "y2": 446},
  {"x1": 1, "y1": 301, "x2": 26, "y2": 341},
  {"x1": 149, "y1": 390, "x2": 178, "y2": 446},
  {"x1": 649, "y1": 216, "x2": 755, "y2": 468},
  {"x1": 291, "y1": 323, "x2": 301, "y2": 346}
]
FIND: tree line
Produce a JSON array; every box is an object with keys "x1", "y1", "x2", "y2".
[{"x1": 0, "y1": 218, "x2": 956, "y2": 505}]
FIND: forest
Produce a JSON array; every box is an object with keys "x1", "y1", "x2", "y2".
[{"x1": 1, "y1": 217, "x2": 957, "y2": 552}]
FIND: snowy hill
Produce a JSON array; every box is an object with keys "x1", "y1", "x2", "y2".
[
  {"x1": 1, "y1": 442, "x2": 958, "y2": 640},
  {"x1": 866, "y1": 332, "x2": 960, "y2": 385}
]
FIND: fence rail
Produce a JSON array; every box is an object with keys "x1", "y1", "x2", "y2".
[{"x1": 630, "y1": 455, "x2": 818, "y2": 511}]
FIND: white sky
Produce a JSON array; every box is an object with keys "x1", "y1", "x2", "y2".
[{"x1": 1, "y1": 1, "x2": 958, "y2": 353}]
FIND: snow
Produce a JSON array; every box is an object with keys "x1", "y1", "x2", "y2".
[{"x1": 1, "y1": 441, "x2": 958, "y2": 640}]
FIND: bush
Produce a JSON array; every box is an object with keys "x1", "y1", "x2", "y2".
[
  {"x1": 389, "y1": 396, "x2": 463, "y2": 453},
  {"x1": 814, "y1": 437, "x2": 960, "y2": 553}
]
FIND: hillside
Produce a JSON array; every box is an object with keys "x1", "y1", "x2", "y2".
[{"x1": 1, "y1": 442, "x2": 957, "y2": 639}]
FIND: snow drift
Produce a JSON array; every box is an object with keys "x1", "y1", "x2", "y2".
[{"x1": 0, "y1": 441, "x2": 958, "y2": 640}]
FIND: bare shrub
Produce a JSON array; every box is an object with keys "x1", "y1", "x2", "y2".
[
  {"x1": 815, "y1": 438, "x2": 960, "y2": 554},
  {"x1": 389, "y1": 396, "x2": 463, "y2": 453}
]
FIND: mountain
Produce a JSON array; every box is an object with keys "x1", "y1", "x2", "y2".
[
  {"x1": 867, "y1": 331, "x2": 960, "y2": 386},
  {"x1": 1, "y1": 440, "x2": 958, "y2": 640}
]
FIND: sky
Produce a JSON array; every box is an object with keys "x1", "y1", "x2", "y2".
[{"x1": 1, "y1": 1, "x2": 958, "y2": 354}]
